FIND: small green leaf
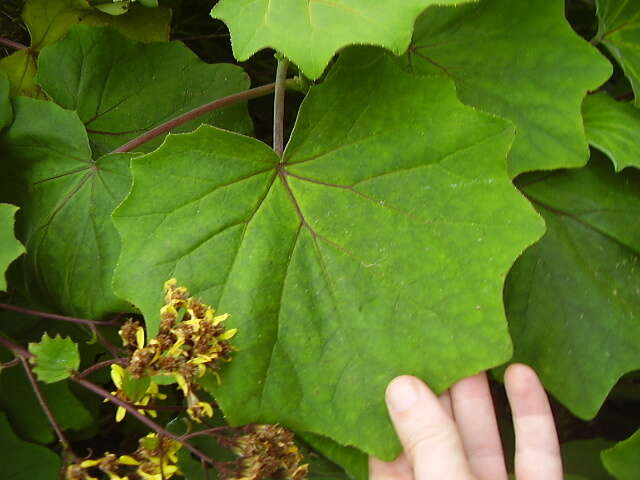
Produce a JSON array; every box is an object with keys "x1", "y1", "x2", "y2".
[
  {"x1": 602, "y1": 429, "x2": 640, "y2": 480},
  {"x1": 0, "y1": 204, "x2": 25, "y2": 291},
  {"x1": 211, "y1": 0, "x2": 473, "y2": 79},
  {"x1": 29, "y1": 333, "x2": 80, "y2": 383},
  {"x1": 583, "y1": 92, "x2": 640, "y2": 171},
  {"x1": 93, "y1": 2, "x2": 131, "y2": 15},
  {"x1": 113, "y1": 49, "x2": 544, "y2": 459},
  {"x1": 596, "y1": 0, "x2": 640, "y2": 106},
  {"x1": 0, "y1": 413, "x2": 61, "y2": 480},
  {"x1": 408, "y1": 0, "x2": 612, "y2": 177},
  {"x1": 506, "y1": 153, "x2": 640, "y2": 419}
]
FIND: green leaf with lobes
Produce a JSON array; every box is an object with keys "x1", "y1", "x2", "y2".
[
  {"x1": 408, "y1": 0, "x2": 612, "y2": 177},
  {"x1": 0, "y1": 413, "x2": 61, "y2": 480},
  {"x1": 0, "y1": 97, "x2": 134, "y2": 319},
  {"x1": 0, "y1": 0, "x2": 171, "y2": 97},
  {"x1": 37, "y1": 26, "x2": 253, "y2": 158},
  {"x1": 582, "y1": 92, "x2": 640, "y2": 171},
  {"x1": 211, "y1": 0, "x2": 474, "y2": 80},
  {"x1": 505, "y1": 153, "x2": 640, "y2": 419},
  {"x1": 0, "y1": 204, "x2": 25, "y2": 291},
  {"x1": 595, "y1": 0, "x2": 640, "y2": 107},
  {"x1": 0, "y1": 30, "x2": 253, "y2": 319},
  {"x1": 112, "y1": 49, "x2": 545, "y2": 459},
  {"x1": 602, "y1": 429, "x2": 640, "y2": 480},
  {"x1": 28, "y1": 333, "x2": 80, "y2": 383}
]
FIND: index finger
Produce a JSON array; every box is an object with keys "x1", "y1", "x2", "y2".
[
  {"x1": 385, "y1": 375, "x2": 475, "y2": 480},
  {"x1": 505, "y1": 364, "x2": 563, "y2": 480}
]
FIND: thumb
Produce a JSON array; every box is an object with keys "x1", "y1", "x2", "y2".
[{"x1": 386, "y1": 375, "x2": 476, "y2": 480}]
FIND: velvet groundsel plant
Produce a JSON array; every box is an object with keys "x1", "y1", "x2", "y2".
[{"x1": 0, "y1": 0, "x2": 639, "y2": 479}]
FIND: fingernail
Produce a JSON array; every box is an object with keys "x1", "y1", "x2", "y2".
[{"x1": 386, "y1": 376, "x2": 420, "y2": 413}]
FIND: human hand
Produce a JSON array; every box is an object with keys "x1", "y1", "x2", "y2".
[{"x1": 370, "y1": 364, "x2": 562, "y2": 480}]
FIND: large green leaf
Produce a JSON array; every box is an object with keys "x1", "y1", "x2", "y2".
[
  {"x1": 583, "y1": 92, "x2": 640, "y2": 171},
  {"x1": 0, "y1": 0, "x2": 171, "y2": 97},
  {"x1": 595, "y1": 0, "x2": 640, "y2": 106},
  {"x1": 0, "y1": 204, "x2": 24, "y2": 291},
  {"x1": 602, "y1": 429, "x2": 640, "y2": 480},
  {"x1": 38, "y1": 26, "x2": 252, "y2": 158},
  {"x1": 0, "y1": 32, "x2": 252, "y2": 318},
  {"x1": 211, "y1": 0, "x2": 472, "y2": 80},
  {"x1": 0, "y1": 97, "x2": 133, "y2": 318},
  {"x1": 505, "y1": 153, "x2": 640, "y2": 419},
  {"x1": 409, "y1": 0, "x2": 612, "y2": 177},
  {"x1": 113, "y1": 50, "x2": 544, "y2": 459},
  {"x1": 0, "y1": 413, "x2": 61, "y2": 479}
]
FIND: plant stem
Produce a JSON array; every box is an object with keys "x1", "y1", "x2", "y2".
[
  {"x1": 0, "y1": 302, "x2": 120, "y2": 327},
  {"x1": 0, "y1": 335, "x2": 76, "y2": 458},
  {"x1": 179, "y1": 426, "x2": 232, "y2": 441},
  {"x1": 273, "y1": 57, "x2": 290, "y2": 157},
  {"x1": 0, "y1": 334, "x2": 31, "y2": 358},
  {"x1": 76, "y1": 358, "x2": 127, "y2": 378},
  {"x1": 0, "y1": 357, "x2": 19, "y2": 369},
  {"x1": 113, "y1": 82, "x2": 278, "y2": 154},
  {"x1": 19, "y1": 356, "x2": 76, "y2": 458},
  {"x1": 72, "y1": 375, "x2": 224, "y2": 469},
  {"x1": 0, "y1": 37, "x2": 27, "y2": 50}
]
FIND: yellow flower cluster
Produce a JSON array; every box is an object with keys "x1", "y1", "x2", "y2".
[
  {"x1": 225, "y1": 425, "x2": 309, "y2": 480},
  {"x1": 112, "y1": 279, "x2": 237, "y2": 423},
  {"x1": 66, "y1": 434, "x2": 182, "y2": 480}
]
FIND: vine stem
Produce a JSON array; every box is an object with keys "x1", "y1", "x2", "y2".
[
  {"x1": 0, "y1": 302, "x2": 121, "y2": 327},
  {"x1": 19, "y1": 356, "x2": 77, "y2": 458},
  {"x1": 76, "y1": 358, "x2": 127, "y2": 378},
  {"x1": 113, "y1": 82, "x2": 278, "y2": 154},
  {"x1": 0, "y1": 335, "x2": 76, "y2": 459},
  {"x1": 71, "y1": 376, "x2": 225, "y2": 470},
  {"x1": 179, "y1": 426, "x2": 232, "y2": 441},
  {"x1": 0, "y1": 37, "x2": 27, "y2": 50},
  {"x1": 273, "y1": 57, "x2": 290, "y2": 157}
]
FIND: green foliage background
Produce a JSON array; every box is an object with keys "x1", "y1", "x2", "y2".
[{"x1": 0, "y1": 0, "x2": 639, "y2": 478}]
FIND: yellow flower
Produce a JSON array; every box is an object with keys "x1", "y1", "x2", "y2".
[
  {"x1": 186, "y1": 391, "x2": 214, "y2": 423},
  {"x1": 119, "y1": 434, "x2": 182, "y2": 480},
  {"x1": 109, "y1": 365, "x2": 167, "y2": 422}
]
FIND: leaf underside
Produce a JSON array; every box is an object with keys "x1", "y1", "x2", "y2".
[
  {"x1": 596, "y1": 0, "x2": 640, "y2": 107},
  {"x1": 113, "y1": 50, "x2": 544, "y2": 459},
  {"x1": 583, "y1": 92, "x2": 640, "y2": 171}
]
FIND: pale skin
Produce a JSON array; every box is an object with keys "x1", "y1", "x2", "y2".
[{"x1": 370, "y1": 364, "x2": 563, "y2": 480}]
